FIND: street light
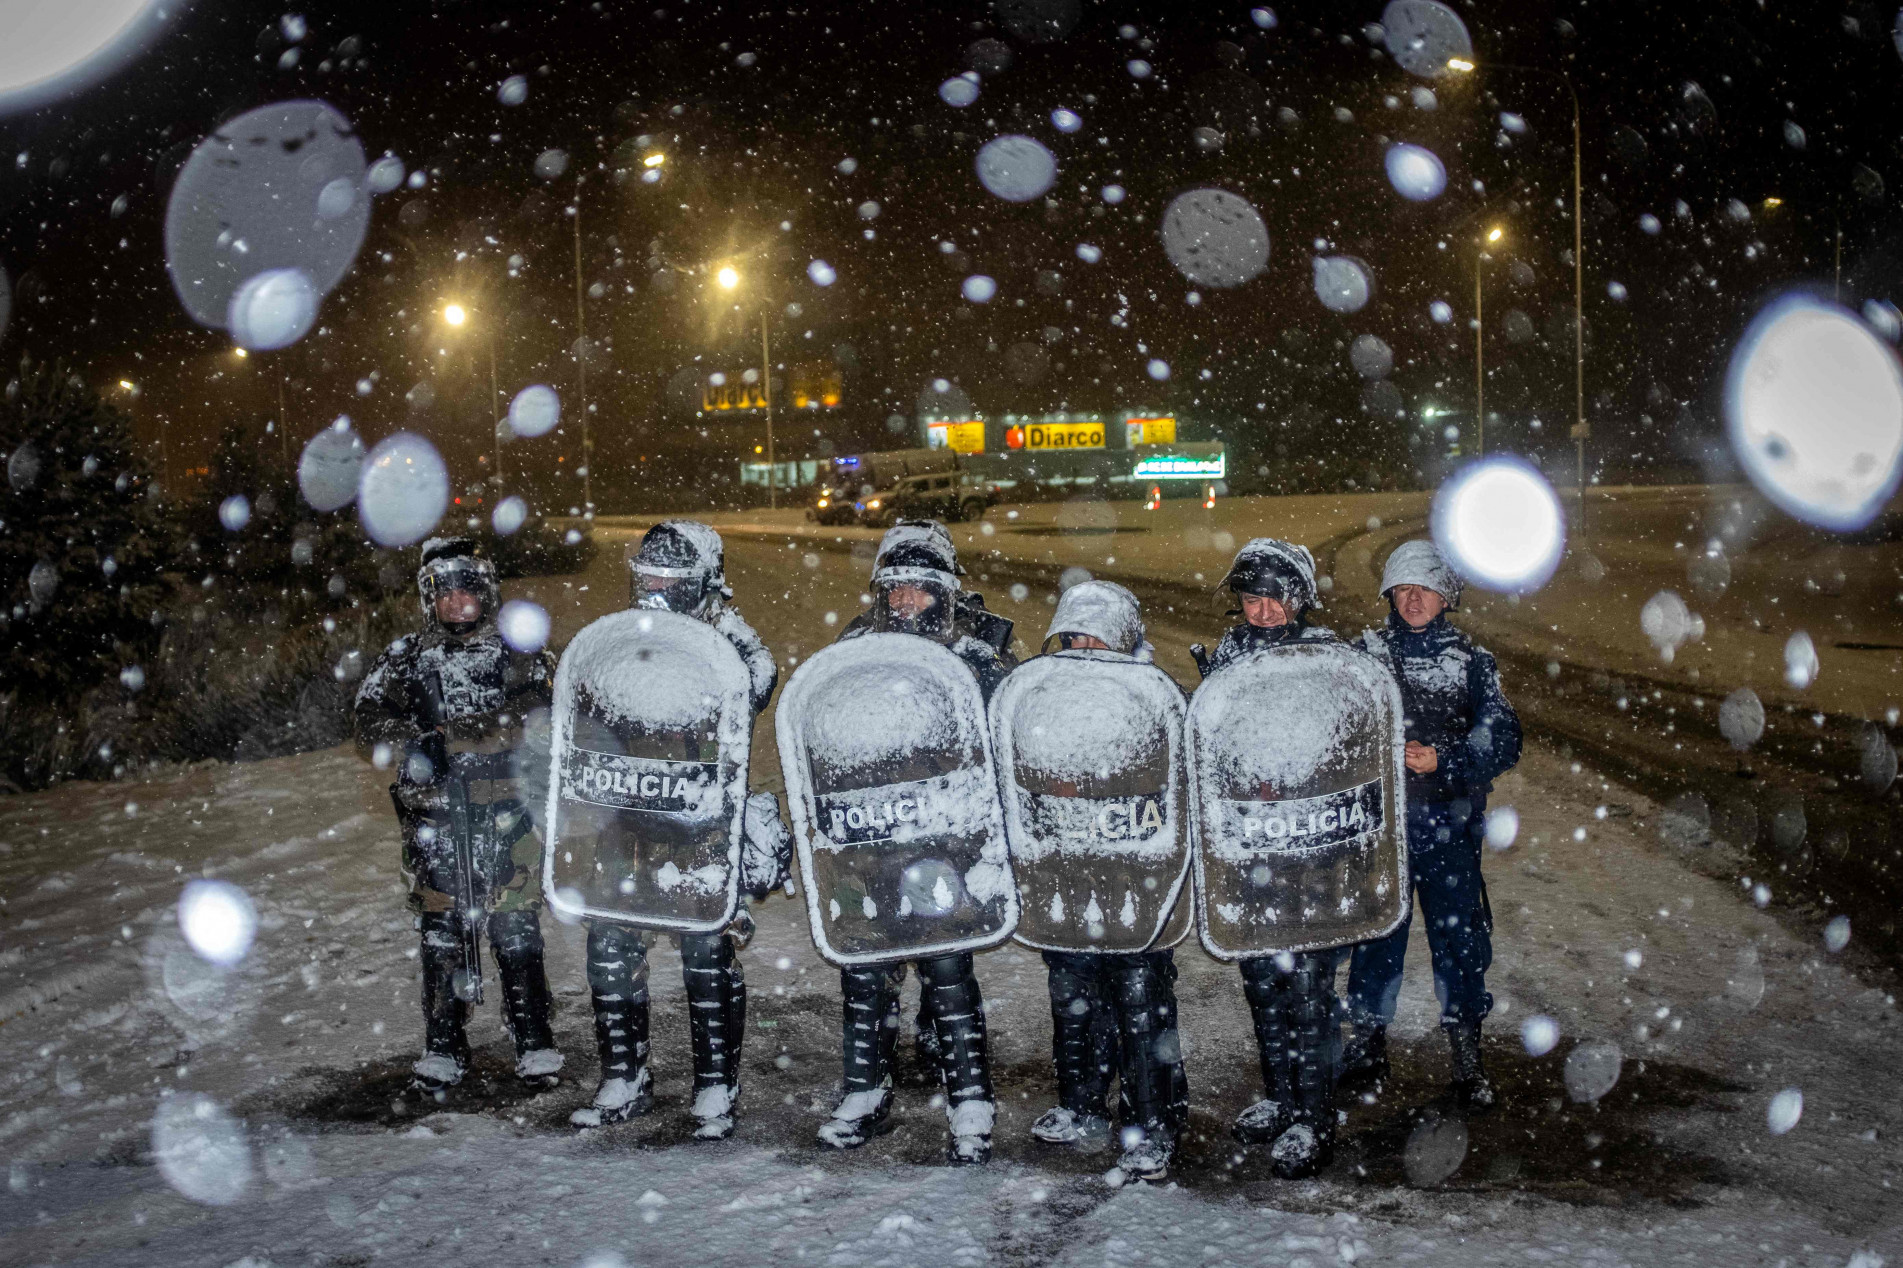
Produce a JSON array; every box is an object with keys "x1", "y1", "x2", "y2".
[
  {"x1": 1476, "y1": 225, "x2": 1504, "y2": 458},
  {"x1": 643, "y1": 152, "x2": 665, "y2": 168},
  {"x1": 440, "y1": 299, "x2": 503, "y2": 487},
  {"x1": 233, "y1": 347, "x2": 248, "y2": 359},
  {"x1": 116, "y1": 378, "x2": 168, "y2": 490},
  {"x1": 1447, "y1": 56, "x2": 1589, "y2": 522},
  {"x1": 714, "y1": 265, "x2": 778, "y2": 510}
]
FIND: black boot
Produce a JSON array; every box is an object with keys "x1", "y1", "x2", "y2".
[
  {"x1": 820, "y1": 963, "x2": 903, "y2": 1149},
  {"x1": 1033, "y1": 953, "x2": 1113, "y2": 1146},
  {"x1": 1111, "y1": 952, "x2": 1186, "y2": 1181},
  {"x1": 572, "y1": 922, "x2": 652, "y2": 1127},
  {"x1": 920, "y1": 953, "x2": 995, "y2": 1165},
  {"x1": 1274, "y1": 953, "x2": 1338, "y2": 1180},
  {"x1": 414, "y1": 911, "x2": 472, "y2": 1089},
  {"x1": 1447, "y1": 1021, "x2": 1495, "y2": 1114},
  {"x1": 1338, "y1": 1024, "x2": 1390, "y2": 1097},
  {"x1": 682, "y1": 932, "x2": 745, "y2": 1139},
  {"x1": 489, "y1": 908, "x2": 563, "y2": 1085},
  {"x1": 1234, "y1": 955, "x2": 1295, "y2": 1146}
]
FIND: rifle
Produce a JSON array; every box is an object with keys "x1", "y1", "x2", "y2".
[{"x1": 424, "y1": 669, "x2": 484, "y2": 1006}]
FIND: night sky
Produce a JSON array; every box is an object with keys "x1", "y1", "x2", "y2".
[{"x1": 0, "y1": 0, "x2": 1897, "y2": 506}]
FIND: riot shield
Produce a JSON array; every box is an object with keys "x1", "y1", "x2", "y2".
[
  {"x1": 776, "y1": 632, "x2": 1017, "y2": 967},
  {"x1": 990, "y1": 652, "x2": 1192, "y2": 954},
  {"x1": 542, "y1": 609, "x2": 752, "y2": 934},
  {"x1": 1187, "y1": 641, "x2": 1407, "y2": 961}
]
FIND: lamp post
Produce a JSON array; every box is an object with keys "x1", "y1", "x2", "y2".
[
  {"x1": 1448, "y1": 57, "x2": 1588, "y2": 522},
  {"x1": 116, "y1": 378, "x2": 167, "y2": 490},
  {"x1": 717, "y1": 265, "x2": 776, "y2": 509},
  {"x1": 571, "y1": 178, "x2": 592, "y2": 516},
  {"x1": 442, "y1": 301, "x2": 504, "y2": 488},
  {"x1": 1475, "y1": 225, "x2": 1503, "y2": 458}
]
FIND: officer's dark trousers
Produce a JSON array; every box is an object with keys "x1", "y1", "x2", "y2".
[
  {"x1": 584, "y1": 922, "x2": 745, "y2": 1092},
  {"x1": 1238, "y1": 950, "x2": 1338, "y2": 1129},
  {"x1": 840, "y1": 953, "x2": 992, "y2": 1108},
  {"x1": 1345, "y1": 800, "x2": 1494, "y2": 1030},
  {"x1": 419, "y1": 908, "x2": 555, "y2": 1063},
  {"x1": 1043, "y1": 950, "x2": 1187, "y2": 1135}
]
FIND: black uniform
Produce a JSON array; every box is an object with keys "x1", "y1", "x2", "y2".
[
  {"x1": 1342, "y1": 539, "x2": 1523, "y2": 1109},
  {"x1": 1028, "y1": 580, "x2": 1189, "y2": 1182},
  {"x1": 1196, "y1": 537, "x2": 1345, "y2": 1179},
  {"x1": 817, "y1": 521, "x2": 1014, "y2": 1164},
  {"x1": 572, "y1": 520, "x2": 790, "y2": 1137},
  {"x1": 353, "y1": 538, "x2": 560, "y2": 1088}
]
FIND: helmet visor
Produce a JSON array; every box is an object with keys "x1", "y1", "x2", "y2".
[
  {"x1": 871, "y1": 567, "x2": 956, "y2": 640},
  {"x1": 420, "y1": 557, "x2": 495, "y2": 600},
  {"x1": 631, "y1": 565, "x2": 704, "y2": 613}
]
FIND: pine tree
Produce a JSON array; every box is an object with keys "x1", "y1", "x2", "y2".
[{"x1": 0, "y1": 358, "x2": 174, "y2": 705}]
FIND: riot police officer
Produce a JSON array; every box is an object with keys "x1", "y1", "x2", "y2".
[
  {"x1": 1196, "y1": 539, "x2": 1347, "y2": 1179},
  {"x1": 1343, "y1": 539, "x2": 1521, "y2": 1111},
  {"x1": 568, "y1": 520, "x2": 790, "y2": 1140},
  {"x1": 1019, "y1": 580, "x2": 1190, "y2": 1182},
  {"x1": 815, "y1": 522, "x2": 1014, "y2": 1163},
  {"x1": 354, "y1": 536, "x2": 563, "y2": 1091}
]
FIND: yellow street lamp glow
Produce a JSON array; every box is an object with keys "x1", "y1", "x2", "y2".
[
  {"x1": 443, "y1": 303, "x2": 468, "y2": 326},
  {"x1": 716, "y1": 267, "x2": 740, "y2": 290},
  {"x1": 1487, "y1": 226, "x2": 1504, "y2": 243},
  {"x1": 233, "y1": 347, "x2": 248, "y2": 358},
  {"x1": 643, "y1": 152, "x2": 665, "y2": 168},
  {"x1": 1446, "y1": 58, "x2": 1475, "y2": 72},
  {"x1": 118, "y1": 379, "x2": 135, "y2": 390},
  {"x1": 1763, "y1": 197, "x2": 1783, "y2": 208}
]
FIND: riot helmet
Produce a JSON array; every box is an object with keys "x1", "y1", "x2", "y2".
[
  {"x1": 629, "y1": 519, "x2": 730, "y2": 616},
  {"x1": 1379, "y1": 538, "x2": 1462, "y2": 610},
  {"x1": 417, "y1": 536, "x2": 499, "y2": 637},
  {"x1": 869, "y1": 538, "x2": 960, "y2": 641},
  {"x1": 1043, "y1": 579, "x2": 1146, "y2": 656},
  {"x1": 872, "y1": 519, "x2": 965, "y2": 576},
  {"x1": 1220, "y1": 538, "x2": 1319, "y2": 623}
]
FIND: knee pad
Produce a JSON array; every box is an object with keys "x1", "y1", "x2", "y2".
[
  {"x1": 586, "y1": 923, "x2": 649, "y2": 997},
  {"x1": 487, "y1": 908, "x2": 544, "y2": 962},
  {"x1": 915, "y1": 952, "x2": 975, "y2": 989},
  {"x1": 679, "y1": 931, "x2": 735, "y2": 972}
]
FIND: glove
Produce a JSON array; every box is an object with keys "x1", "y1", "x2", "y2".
[
  {"x1": 740, "y1": 791, "x2": 793, "y2": 898},
  {"x1": 401, "y1": 731, "x2": 448, "y2": 787}
]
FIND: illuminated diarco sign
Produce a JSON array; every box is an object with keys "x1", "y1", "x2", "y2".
[
  {"x1": 1125, "y1": 416, "x2": 1177, "y2": 446},
  {"x1": 1018, "y1": 420, "x2": 1104, "y2": 451},
  {"x1": 926, "y1": 420, "x2": 985, "y2": 454},
  {"x1": 1133, "y1": 452, "x2": 1226, "y2": 480}
]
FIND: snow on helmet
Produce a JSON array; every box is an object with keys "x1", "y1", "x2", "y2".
[
  {"x1": 629, "y1": 519, "x2": 730, "y2": 614},
  {"x1": 1044, "y1": 579, "x2": 1145, "y2": 656},
  {"x1": 870, "y1": 521, "x2": 961, "y2": 641},
  {"x1": 1220, "y1": 538, "x2": 1319, "y2": 612},
  {"x1": 873, "y1": 519, "x2": 964, "y2": 576},
  {"x1": 417, "y1": 536, "x2": 498, "y2": 635},
  {"x1": 1379, "y1": 538, "x2": 1462, "y2": 609}
]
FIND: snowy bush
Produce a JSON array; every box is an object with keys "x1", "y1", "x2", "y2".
[{"x1": 0, "y1": 358, "x2": 173, "y2": 708}]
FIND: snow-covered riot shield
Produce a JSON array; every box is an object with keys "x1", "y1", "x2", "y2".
[
  {"x1": 542, "y1": 610, "x2": 751, "y2": 934},
  {"x1": 1187, "y1": 641, "x2": 1407, "y2": 962},
  {"x1": 990, "y1": 653, "x2": 1192, "y2": 954},
  {"x1": 776, "y1": 633, "x2": 1017, "y2": 967}
]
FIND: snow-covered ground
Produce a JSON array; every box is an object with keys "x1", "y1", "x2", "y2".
[{"x1": 2, "y1": 526, "x2": 1900, "y2": 1266}]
